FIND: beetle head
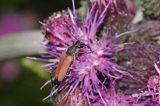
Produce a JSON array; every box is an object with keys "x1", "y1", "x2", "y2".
[{"x1": 75, "y1": 41, "x2": 85, "y2": 48}]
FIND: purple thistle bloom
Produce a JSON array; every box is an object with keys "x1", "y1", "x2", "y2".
[
  {"x1": 35, "y1": 0, "x2": 134, "y2": 105},
  {"x1": 117, "y1": 42, "x2": 160, "y2": 105},
  {"x1": 54, "y1": 88, "x2": 89, "y2": 106},
  {"x1": 118, "y1": 42, "x2": 160, "y2": 90},
  {"x1": 129, "y1": 62, "x2": 160, "y2": 105},
  {"x1": 107, "y1": 0, "x2": 133, "y2": 34}
]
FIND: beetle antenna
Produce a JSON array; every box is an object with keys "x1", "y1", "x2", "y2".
[
  {"x1": 71, "y1": 34, "x2": 80, "y2": 41},
  {"x1": 85, "y1": 44, "x2": 94, "y2": 53}
]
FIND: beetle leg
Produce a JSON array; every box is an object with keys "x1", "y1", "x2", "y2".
[{"x1": 50, "y1": 72, "x2": 54, "y2": 87}]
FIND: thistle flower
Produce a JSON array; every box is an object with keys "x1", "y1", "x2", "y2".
[
  {"x1": 117, "y1": 42, "x2": 160, "y2": 104},
  {"x1": 89, "y1": 0, "x2": 133, "y2": 34},
  {"x1": 125, "y1": 0, "x2": 136, "y2": 17},
  {"x1": 34, "y1": 0, "x2": 133, "y2": 105},
  {"x1": 53, "y1": 88, "x2": 89, "y2": 106},
  {"x1": 129, "y1": 62, "x2": 160, "y2": 105},
  {"x1": 147, "y1": 63, "x2": 160, "y2": 102},
  {"x1": 107, "y1": 0, "x2": 133, "y2": 34}
]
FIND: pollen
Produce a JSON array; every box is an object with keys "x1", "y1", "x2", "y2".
[
  {"x1": 97, "y1": 50, "x2": 104, "y2": 56},
  {"x1": 93, "y1": 60, "x2": 100, "y2": 66}
]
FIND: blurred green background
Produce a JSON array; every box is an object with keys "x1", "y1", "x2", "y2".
[{"x1": 0, "y1": 0, "x2": 80, "y2": 106}]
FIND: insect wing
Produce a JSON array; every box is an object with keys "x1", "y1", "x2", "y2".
[
  {"x1": 57, "y1": 55, "x2": 74, "y2": 81},
  {"x1": 55, "y1": 52, "x2": 66, "y2": 79}
]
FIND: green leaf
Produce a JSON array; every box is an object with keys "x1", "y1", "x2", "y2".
[{"x1": 21, "y1": 58, "x2": 49, "y2": 80}]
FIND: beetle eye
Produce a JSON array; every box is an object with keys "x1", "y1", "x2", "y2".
[{"x1": 79, "y1": 43, "x2": 85, "y2": 48}]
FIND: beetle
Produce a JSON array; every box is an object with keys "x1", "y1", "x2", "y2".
[{"x1": 54, "y1": 40, "x2": 86, "y2": 85}]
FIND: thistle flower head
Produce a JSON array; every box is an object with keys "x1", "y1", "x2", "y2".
[
  {"x1": 129, "y1": 62, "x2": 160, "y2": 105},
  {"x1": 118, "y1": 42, "x2": 160, "y2": 93},
  {"x1": 145, "y1": 62, "x2": 160, "y2": 103},
  {"x1": 148, "y1": 63, "x2": 160, "y2": 90},
  {"x1": 107, "y1": 0, "x2": 133, "y2": 34},
  {"x1": 117, "y1": 42, "x2": 160, "y2": 104},
  {"x1": 36, "y1": 0, "x2": 133, "y2": 105}
]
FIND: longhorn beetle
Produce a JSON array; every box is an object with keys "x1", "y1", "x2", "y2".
[{"x1": 54, "y1": 41, "x2": 86, "y2": 85}]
